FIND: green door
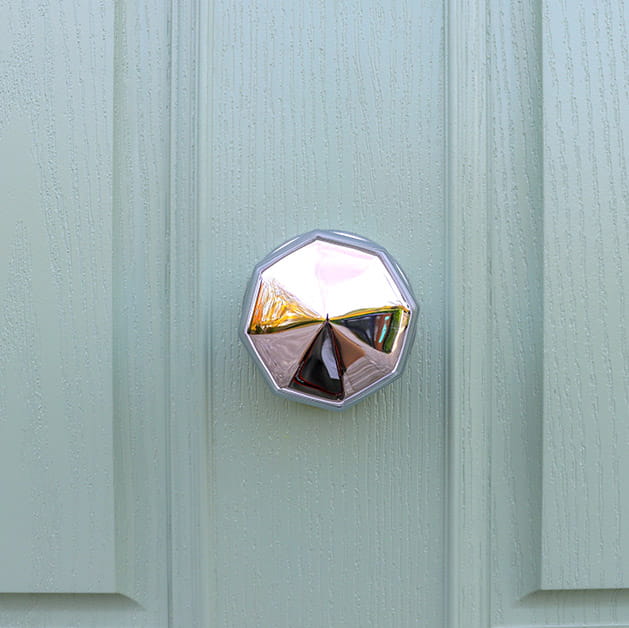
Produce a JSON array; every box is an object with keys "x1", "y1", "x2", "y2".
[{"x1": 0, "y1": 1, "x2": 627, "y2": 627}]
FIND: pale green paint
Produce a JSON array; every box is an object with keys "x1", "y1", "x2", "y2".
[
  {"x1": 0, "y1": 3, "x2": 116, "y2": 593},
  {"x1": 0, "y1": 1, "x2": 193, "y2": 626},
  {"x1": 451, "y1": 1, "x2": 629, "y2": 627},
  {"x1": 207, "y1": 2, "x2": 446, "y2": 626},
  {"x1": 542, "y1": 0, "x2": 629, "y2": 591},
  {"x1": 1, "y1": 0, "x2": 629, "y2": 627}
]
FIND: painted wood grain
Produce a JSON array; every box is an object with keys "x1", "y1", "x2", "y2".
[
  {"x1": 446, "y1": 0, "x2": 491, "y2": 626},
  {"x1": 207, "y1": 1, "x2": 445, "y2": 626},
  {"x1": 487, "y1": 0, "x2": 546, "y2": 624},
  {"x1": 0, "y1": 0, "x2": 116, "y2": 594},
  {"x1": 452, "y1": 0, "x2": 629, "y2": 627},
  {"x1": 541, "y1": 0, "x2": 629, "y2": 591},
  {"x1": 0, "y1": 0, "x2": 206, "y2": 626},
  {"x1": 3, "y1": 0, "x2": 628, "y2": 625}
]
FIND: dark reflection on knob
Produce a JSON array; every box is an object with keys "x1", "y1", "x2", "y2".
[
  {"x1": 289, "y1": 320, "x2": 345, "y2": 400},
  {"x1": 240, "y1": 231, "x2": 417, "y2": 409}
]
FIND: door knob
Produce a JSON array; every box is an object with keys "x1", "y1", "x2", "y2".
[{"x1": 240, "y1": 230, "x2": 417, "y2": 409}]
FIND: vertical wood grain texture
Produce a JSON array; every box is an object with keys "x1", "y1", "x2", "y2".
[
  {"x1": 488, "y1": 0, "x2": 546, "y2": 624},
  {"x1": 541, "y1": 0, "x2": 629, "y2": 591},
  {"x1": 0, "y1": 0, "x2": 116, "y2": 593},
  {"x1": 0, "y1": 0, "x2": 207, "y2": 625},
  {"x1": 168, "y1": 0, "x2": 212, "y2": 625},
  {"x1": 3, "y1": 0, "x2": 628, "y2": 626},
  {"x1": 446, "y1": 0, "x2": 491, "y2": 625},
  {"x1": 452, "y1": 0, "x2": 629, "y2": 627},
  {"x1": 110, "y1": 0, "x2": 170, "y2": 621},
  {"x1": 208, "y1": 1, "x2": 445, "y2": 626}
]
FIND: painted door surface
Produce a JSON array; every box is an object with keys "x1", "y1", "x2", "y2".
[{"x1": 0, "y1": 1, "x2": 627, "y2": 627}]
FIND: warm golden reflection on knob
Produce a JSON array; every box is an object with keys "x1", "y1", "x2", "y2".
[{"x1": 248, "y1": 279, "x2": 323, "y2": 334}]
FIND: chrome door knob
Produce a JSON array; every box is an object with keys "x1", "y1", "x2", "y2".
[{"x1": 240, "y1": 230, "x2": 417, "y2": 410}]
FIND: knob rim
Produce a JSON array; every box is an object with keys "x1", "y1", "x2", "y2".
[{"x1": 239, "y1": 229, "x2": 418, "y2": 410}]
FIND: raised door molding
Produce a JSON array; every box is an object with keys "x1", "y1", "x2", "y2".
[
  {"x1": 0, "y1": 1, "x2": 117, "y2": 595},
  {"x1": 449, "y1": 0, "x2": 629, "y2": 626},
  {"x1": 541, "y1": 0, "x2": 629, "y2": 592},
  {"x1": 0, "y1": 1, "x2": 208, "y2": 626},
  {"x1": 2, "y1": 0, "x2": 627, "y2": 626}
]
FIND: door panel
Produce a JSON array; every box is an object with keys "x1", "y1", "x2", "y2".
[
  {"x1": 541, "y1": 0, "x2": 629, "y2": 592},
  {"x1": 2, "y1": 0, "x2": 628, "y2": 627},
  {"x1": 0, "y1": 1, "x2": 185, "y2": 626},
  {"x1": 207, "y1": 1, "x2": 445, "y2": 626},
  {"x1": 451, "y1": 1, "x2": 629, "y2": 627},
  {"x1": 0, "y1": 1, "x2": 116, "y2": 594}
]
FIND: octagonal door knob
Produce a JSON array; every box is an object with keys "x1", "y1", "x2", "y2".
[{"x1": 240, "y1": 230, "x2": 417, "y2": 410}]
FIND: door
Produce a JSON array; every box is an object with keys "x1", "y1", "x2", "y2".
[{"x1": 0, "y1": 1, "x2": 627, "y2": 627}]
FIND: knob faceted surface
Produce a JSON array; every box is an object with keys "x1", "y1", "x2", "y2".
[{"x1": 240, "y1": 230, "x2": 417, "y2": 409}]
